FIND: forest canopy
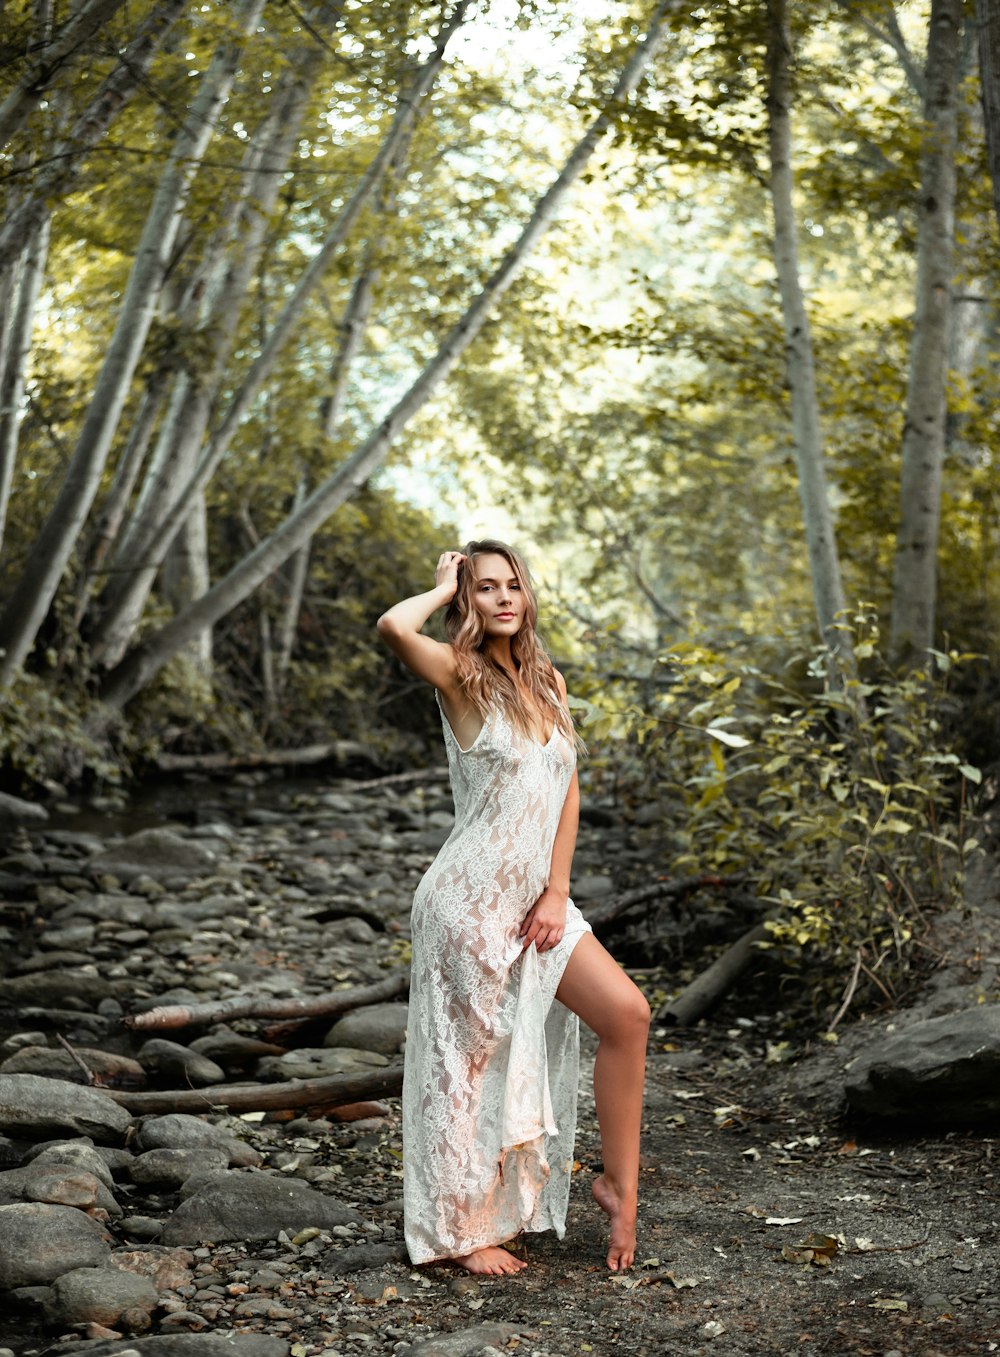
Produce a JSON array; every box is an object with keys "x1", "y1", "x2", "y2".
[{"x1": 0, "y1": 0, "x2": 997, "y2": 794}]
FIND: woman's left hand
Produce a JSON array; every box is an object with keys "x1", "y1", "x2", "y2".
[{"x1": 520, "y1": 888, "x2": 568, "y2": 953}]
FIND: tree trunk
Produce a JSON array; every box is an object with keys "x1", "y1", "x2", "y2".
[
  {"x1": 888, "y1": 0, "x2": 962, "y2": 667},
  {"x1": 274, "y1": 479, "x2": 311, "y2": 695},
  {"x1": 161, "y1": 491, "x2": 212, "y2": 672},
  {"x1": 99, "y1": 0, "x2": 682, "y2": 709},
  {"x1": 96, "y1": 0, "x2": 476, "y2": 660},
  {"x1": 0, "y1": 213, "x2": 49, "y2": 553},
  {"x1": 978, "y1": 0, "x2": 1000, "y2": 233},
  {"x1": 85, "y1": 9, "x2": 350, "y2": 666},
  {"x1": 765, "y1": 0, "x2": 853, "y2": 668},
  {"x1": 0, "y1": 0, "x2": 265, "y2": 687},
  {"x1": 0, "y1": 0, "x2": 129, "y2": 149}
]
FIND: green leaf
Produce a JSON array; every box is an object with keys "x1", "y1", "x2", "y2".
[{"x1": 958, "y1": 764, "x2": 981, "y2": 784}]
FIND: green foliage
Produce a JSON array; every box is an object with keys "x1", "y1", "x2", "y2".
[
  {"x1": 0, "y1": 675, "x2": 130, "y2": 793},
  {"x1": 574, "y1": 608, "x2": 981, "y2": 1019}
]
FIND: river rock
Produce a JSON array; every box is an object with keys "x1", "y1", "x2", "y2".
[
  {"x1": 0, "y1": 970, "x2": 117, "y2": 1007},
  {"x1": 112, "y1": 1246, "x2": 194, "y2": 1291},
  {"x1": 255, "y1": 1046, "x2": 389, "y2": 1081},
  {"x1": 0, "y1": 1202, "x2": 112, "y2": 1287},
  {"x1": 844, "y1": 1006, "x2": 1000, "y2": 1123},
  {"x1": 324, "y1": 1002, "x2": 409, "y2": 1055},
  {"x1": 189, "y1": 1027, "x2": 284, "y2": 1071},
  {"x1": 133, "y1": 1113, "x2": 262, "y2": 1167},
  {"x1": 137, "y1": 1039, "x2": 226, "y2": 1085},
  {"x1": 48, "y1": 1263, "x2": 158, "y2": 1330},
  {"x1": 44, "y1": 1337, "x2": 290, "y2": 1356},
  {"x1": 88, "y1": 829, "x2": 217, "y2": 884},
  {"x1": 0, "y1": 1045, "x2": 146, "y2": 1085},
  {"x1": 0, "y1": 1164, "x2": 120, "y2": 1215},
  {"x1": 0, "y1": 1074, "x2": 132, "y2": 1142},
  {"x1": 402, "y1": 1324, "x2": 529, "y2": 1356},
  {"x1": 161, "y1": 1170, "x2": 357, "y2": 1244},
  {"x1": 25, "y1": 1141, "x2": 118, "y2": 1188},
  {"x1": 129, "y1": 1147, "x2": 230, "y2": 1188},
  {"x1": 0, "y1": 791, "x2": 49, "y2": 830}
]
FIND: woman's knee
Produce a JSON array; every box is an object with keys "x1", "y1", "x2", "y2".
[{"x1": 606, "y1": 985, "x2": 650, "y2": 1044}]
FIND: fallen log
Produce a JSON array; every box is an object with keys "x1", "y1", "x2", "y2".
[
  {"x1": 584, "y1": 873, "x2": 747, "y2": 932},
  {"x1": 153, "y1": 739, "x2": 376, "y2": 773},
  {"x1": 125, "y1": 969, "x2": 409, "y2": 1032},
  {"x1": 659, "y1": 915, "x2": 774, "y2": 1026},
  {"x1": 102, "y1": 1065, "x2": 404, "y2": 1115}
]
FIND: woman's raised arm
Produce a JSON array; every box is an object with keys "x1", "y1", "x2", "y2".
[{"x1": 376, "y1": 551, "x2": 464, "y2": 691}]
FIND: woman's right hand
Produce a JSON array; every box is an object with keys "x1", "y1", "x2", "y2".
[{"x1": 434, "y1": 550, "x2": 466, "y2": 600}]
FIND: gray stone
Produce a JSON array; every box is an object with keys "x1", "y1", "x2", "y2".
[
  {"x1": 256, "y1": 1046, "x2": 389, "y2": 1081},
  {"x1": 42, "y1": 1337, "x2": 290, "y2": 1357},
  {"x1": 0, "y1": 970, "x2": 117, "y2": 1007},
  {"x1": 0, "y1": 791, "x2": 49, "y2": 829},
  {"x1": 130, "y1": 1147, "x2": 230, "y2": 1188},
  {"x1": 0, "y1": 1164, "x2": 120, "y2": 1215},
  {"x1": 324, "y1": 1002, "x2": 409, "y2": 1056},
  {"x1": 572, "y1": 873, "x2": 614, "y2": 900},
  {"x1": 844, "y1": 1006, "x2": 1000, "y2": 1123},
  {"x1": 0, "y1": 1073, "x2": 132, "y2": 1142},
  {"x1": 161, "y1": 1170, "x2": 357, "y2": 1244},
  {"x1": 0, "y1": 1044, "x2": 145, "y2": 1086},
  {"x1": 88, "y1": 829, "x2": 217, "y2": 883},
  {"x1": 25, "y1": 1141, "x2": 117, "y2": 1189},
  {"x1": 133, "y1": 1113, "x2": 262, "y2": 1167},
  {"x1": 0, "y1": 1202, "x2": 111, "y2": 1287},
  {"x1": 49, "y1": 1263, "x2": 158, "y2": 1329},
  {"x1": 137, "y1": 1039, "x2": 226, "y2": 1085},
  {"x1": 401, "y1": 1325, "x2": 528, "y2": 1356}
]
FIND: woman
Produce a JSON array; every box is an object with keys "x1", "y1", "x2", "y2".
[{"x1": 377, "y1": 540, "x2": 649, "y2": 1276}]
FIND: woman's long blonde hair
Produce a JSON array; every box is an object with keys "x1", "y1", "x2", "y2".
[{"x1": 445, "y1": 539, "x2": 574, "y2": 744}]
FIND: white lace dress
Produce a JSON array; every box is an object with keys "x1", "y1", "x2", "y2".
[{"x1": 402, "y1": 693, "x2": 593, "y2": 1264}]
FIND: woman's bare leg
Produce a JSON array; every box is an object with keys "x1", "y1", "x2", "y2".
[{"x1": 556, "y1": 933, "x2": 650, "y2": 1271}]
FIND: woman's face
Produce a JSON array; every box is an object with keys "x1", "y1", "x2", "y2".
[{"x1": 469, "y1": 552, "x2": 525, "y2": 638}]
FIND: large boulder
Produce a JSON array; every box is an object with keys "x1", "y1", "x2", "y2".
[
  {"x1": 88, "y1": 828, "x2": 217, "y2": 884},
  {"x1": 844, "y1": 1005, "x2": 1000, "y2": 1123},
  {"x1": 161, "y1": 1170, "x2": 356, "y2": 1245},
  {"x1": 0, "y1": 1074, "x2": 132, "y2": 1142},
  {"x1": 0, "y1": 1202, "x2": 111, "y2": 1288}
]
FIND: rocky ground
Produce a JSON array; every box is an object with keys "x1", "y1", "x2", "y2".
[{"x1": 0, "y1": 768, "x2": 997, "y2": 1357}]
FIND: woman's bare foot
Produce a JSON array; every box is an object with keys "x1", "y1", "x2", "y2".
[
  {"x1": 592, "y1": 1173, "x2": 637, "y2": 1271},
  {"x1": 453, "y1": 1245, "x2": 527, "y2": 1275}
]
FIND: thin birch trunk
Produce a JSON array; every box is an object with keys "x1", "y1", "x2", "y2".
[
  {"x1": 765, "y1": 0, "x2": 852, "y2": 667},
  {"x1": 976, "y1": 0, "x2": 1000, "y2": 235},
  {"x1": 161, "y1": 491, "x2": 212, "y2": 672},
  {"x1": 888, "y1": 0, "x2": 962, "y2": 667},
  {"x1": 0, "y1": 0, "x2": 266, "y2": 687},
  {"x1": 72, "y1": 381, "x2": 169, "y2": 634},
  {"x1": 274, "y1": 477, "x2": 310, "y2": 693},
  {"x1": 0, "y1": 0, "x2": 188, "y2": 271},
  {"x1": 0, "y1": 0, "x2": 127, "y2": 148},
  {"x1": 0, "y1": 213, "x2": 50, "y2": 555},
  {"x1": 87, "y1": 30, "x2": 337, "y2": 665},
  {"x1": 107, "y1": 0, "x2": 476, "y2": 634},
  {"x1": 99, "y1": 0, "x2": 682, "y2": 709}
]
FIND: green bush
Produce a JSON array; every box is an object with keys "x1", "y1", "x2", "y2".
[{"x1": 573, "y1": 607, "x2": 981, "y2": 1021}]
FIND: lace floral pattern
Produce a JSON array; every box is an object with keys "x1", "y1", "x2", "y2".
[{"x1": 402, "y1": 693, "x2": 592, "y2": 1264}]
